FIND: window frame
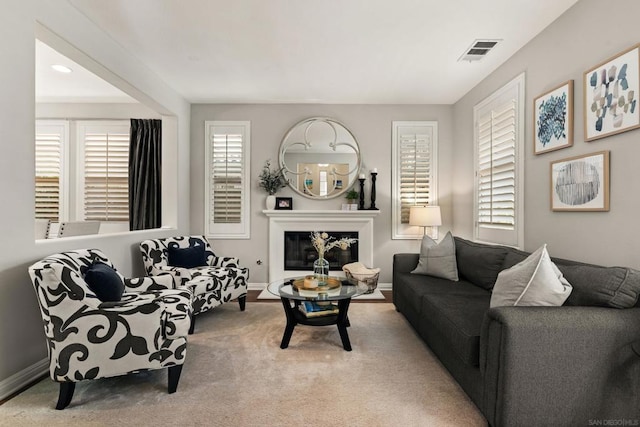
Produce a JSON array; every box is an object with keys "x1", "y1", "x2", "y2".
[
  {"x1": 204, "y1": 120, "x2": 251, "y2": 239},
  {"x1": 391, "y1": 120, "x2": 438, "y2": 240},
  {"x1": 473, "y1": 72, "x2": 525, "y2": 248}
]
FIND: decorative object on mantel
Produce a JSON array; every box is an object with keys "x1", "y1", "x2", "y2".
[
  {"x1": 409, "y1": 205, "x2": 442, "y2": 238},
  {"x1": 369, "y1": 169, "x2": 378, "y2": 210},
  {"x1": 275, "y1": 197, "x2": 292, "y2": 210},
  {"x1": 259, "y1": 159, "x2": 287, "y2": 210},
  {"x1": 343, "y1": 188, "x2": 359, "y2": 211},
  {"x1": 358, "y1": 174, "x2": 366, "y2": 210},
  {"x1": 343, "y1": 262, "x2": 380, "y2": 294},
  {"x1": 310, "y1": 231, "x2": 357, "y2": 287}
]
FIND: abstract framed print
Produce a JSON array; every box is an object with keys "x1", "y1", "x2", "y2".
[
  {"x1": 584, "y1": 44, "x2": 640, "y2": 141},
  {"x1": 550, "y1": 151, "x2": 609, "y2": 212},
  {"x1": 534, "y1": 80, "x2": 573, "y2": 154}
]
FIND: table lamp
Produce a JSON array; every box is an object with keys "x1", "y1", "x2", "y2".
[{"x1": 409, "y1": 205, "x2": 442, "y2": 237}]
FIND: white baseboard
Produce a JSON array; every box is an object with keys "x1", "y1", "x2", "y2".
[
  {"x1": 0, "y1": 358, "x2": 48, "y2": 401},
  {"x1": 248, "y1": 282, "x2": 392, "y2": 291}
]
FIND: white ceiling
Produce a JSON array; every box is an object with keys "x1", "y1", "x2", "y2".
[{"x1": 43, "y1": 0, "x2": 579, "y2": 104}]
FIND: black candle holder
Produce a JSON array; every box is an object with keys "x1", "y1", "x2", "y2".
[
  {"x1": 358, "y1": 178, "x2": 366, "y2": 210},
  {"x1": 369, "y1": 172, "x2": 378, "y2": 210}
]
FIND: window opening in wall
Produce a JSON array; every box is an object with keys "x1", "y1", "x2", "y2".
[
  {"x1": 205, "y1": 121, "x2": 251, "y2": 239},
  {"x1": 392, "y1": 121, "x2": 438, "y2": 239},
  {"x1": 473, "y1": 72, "x2": 525, "y2": 247}
]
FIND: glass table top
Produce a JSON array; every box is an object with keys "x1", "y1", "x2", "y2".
[{"x1": 267, "y1": 276, "x2": 369, "y2": 301}]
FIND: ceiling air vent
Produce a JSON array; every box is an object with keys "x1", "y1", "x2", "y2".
[{"x1": 458, "y1": 39, "x2": 501, "y2": 62}]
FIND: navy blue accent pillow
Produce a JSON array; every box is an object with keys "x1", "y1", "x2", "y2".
[
  {"x1": 168, "y1": 244, "x2": 206, "y2": 268},
  {"x1": 84, "y1": 262, "x2": 124, "y2": 302}
]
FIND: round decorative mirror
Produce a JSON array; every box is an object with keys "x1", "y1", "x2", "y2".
[{"x1": 279, "y1": 117, "x2": 361, "y2": 199}]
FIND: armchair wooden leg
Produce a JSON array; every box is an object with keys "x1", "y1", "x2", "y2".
[
  {"x1": 168, "y1": 365, "x2": 183, "y2": 394},
  {"x1": 56, "y1": 382, "x2": 75, "y2": 410},
  {"x1": 238, "y1": 295, "x2": 246, "y2": 311},
  {"x1": 189, "y1": 315, "x2": 196, "y2": 335}
]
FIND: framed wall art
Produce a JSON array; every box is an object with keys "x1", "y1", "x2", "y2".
[
  {"x1": 534, "y1": 80, "x2": 573, "y2": 154},
  {"x1": 584, "y1": 44, "x2": 640, "y2": 141},
  {"x1": 550, "y1": 151, "x2": 609, "y2": 212}
]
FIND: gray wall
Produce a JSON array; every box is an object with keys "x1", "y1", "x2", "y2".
[
  {"x1": 0, "y1": 2, "x2": 191, "y2": 389},
  {"x1": 191, "y1": 104, "x2": 454, "y2": 284},
  {"x1": 452, "y1": 0, "x2": 640, "y2": 268}
]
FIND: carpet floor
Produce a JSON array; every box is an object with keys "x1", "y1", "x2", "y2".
[{"x1": 0, "y1": 303, "x2": 487, "y2": 427}]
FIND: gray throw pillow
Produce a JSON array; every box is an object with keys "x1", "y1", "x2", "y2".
[
  {"x1": 490, "y1": 245, "x2": 572, "y2": 308},
  {"x1": 411, "y1": 231, "x2": 459, "y2": 281}
]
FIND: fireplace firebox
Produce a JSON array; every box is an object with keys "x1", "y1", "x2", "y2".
[{"x1": 284, "y1": 231, "x2": 358, "y2": 271}]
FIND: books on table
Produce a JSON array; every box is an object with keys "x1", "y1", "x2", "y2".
[{"x1": 298, "y1": 301, "x2": 339, "y2": 318}]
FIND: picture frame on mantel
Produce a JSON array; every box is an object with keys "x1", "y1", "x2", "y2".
[
  {"x1": 534, "y1": 80, "x2": 573, "y2": 154},
  {"x1": 550, "y1": 151, "x2": 609, "y2": 212},
  {"x1": 275, "y1": 197, "x2": 293, "y2": 210},
  {"x1": 584, "y1": 43, "x2": 640, "y2": 142}
]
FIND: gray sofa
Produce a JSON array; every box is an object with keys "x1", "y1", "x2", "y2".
[{"x1": 393, "y1": 236, "x2": 640, "y2": 426}]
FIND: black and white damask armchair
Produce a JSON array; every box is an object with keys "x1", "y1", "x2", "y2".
[
  {"x1": 139, "y1": 236, "x2": 249, "y2": 333},
  {"x1": 28, "y1": 249, "x2": 192, "y2": 410}
]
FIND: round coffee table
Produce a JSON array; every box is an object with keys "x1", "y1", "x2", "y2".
[{"x1": 267, "y1": 276, "x2": 369, "y2": 351}]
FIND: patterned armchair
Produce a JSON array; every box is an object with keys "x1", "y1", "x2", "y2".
[
  {"x1": 28, "y1": 249, "x2": 192, "y2": 410},
  {"x1": 139, "y1": 236, "x2": 249, "y2": 333}
]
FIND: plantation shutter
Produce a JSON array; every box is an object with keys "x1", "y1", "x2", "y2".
[
  {"x1": 35, "y1": 122, "x2": 67, "y2": 220},
  {"x1": 211, "y1": 132, "x2": 243, "y2": 223},
  {"x1": 473, "y1": 73, "x2": 524, "y2": 247},
  {"x1": 205, "y1": 121, "x2": 251, "y2": 239},
  {"x1": 80, "y1": 122, "x2": 129, "y2": 222},
  {"x1": 391, "y1": 121, "x2": 438, "y2": 239},
  {"x1": 477, "y1": 99, "x2": 516, "y2": 227},
  {"x1": 399, "y1": 132, "x2": 433, "y2": 223}
]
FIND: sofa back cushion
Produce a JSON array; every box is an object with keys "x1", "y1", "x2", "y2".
[
  {"x1": 552, "y1": 259, "x2": 640, "y2": 308},
  {"x1": 454, "y1": 237, "x2": 508, "y2": 290}
]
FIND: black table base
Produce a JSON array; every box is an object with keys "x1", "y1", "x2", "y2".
[{"x1": 279, "y1": 297, "x2": 353, "y2": 351}]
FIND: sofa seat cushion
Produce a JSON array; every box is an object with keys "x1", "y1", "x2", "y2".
[
  {"x1": 454, "y1": 237, "x2": 509, "y2": 290},
  {"x1": 420, "y1": 291, "x2": 490, "y2": 367}
]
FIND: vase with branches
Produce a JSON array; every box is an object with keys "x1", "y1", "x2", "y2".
[{"x1": 259, "y1": 160, "x2": 287, "y2": 209}]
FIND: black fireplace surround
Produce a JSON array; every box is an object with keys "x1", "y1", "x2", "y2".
[{"x1": 284, "y1": 231, "x2": 358, "y2": 271}]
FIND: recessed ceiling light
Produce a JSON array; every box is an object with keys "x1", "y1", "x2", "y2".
[{"x1": 51, "y1": 64, "x2": 73, "y2": 73}]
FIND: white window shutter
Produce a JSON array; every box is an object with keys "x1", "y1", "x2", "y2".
[
  {"x1": 392, "y1": 121, "x2": 438, "y2": 239},
  {"x1": 35, "y1": 121, "x2": 68, "y2": 221},
  {"x1": 205, "y1": 121, "x2": 251, "y2": 239},
  {"x1": 78, "y1": 122, "x2": 130, "y2": 222},
  {"x1": 474, "y1": 73, "x2": 525, "y2": 247}
]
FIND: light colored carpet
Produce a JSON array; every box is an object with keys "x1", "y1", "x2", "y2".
[
  {"x1": 0, "y1": 303, "x2": 487, "y2": 427},
  {"x1": 257, "y1": 287, "x2": 386, "y2": 300}
]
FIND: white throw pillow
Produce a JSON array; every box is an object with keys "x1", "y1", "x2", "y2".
[
  {"x1": 490, "y1": 245, "x2": 572, "y2": 308},
  {"x1": 411, "y1": 231, "x2": 459, "y2": 281}
]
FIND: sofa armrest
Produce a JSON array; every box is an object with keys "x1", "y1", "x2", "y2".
[
  {"x1": 481, "y1": 306, "x2": 640, "y2": 426},
  {"x1": 393, "y1": 253, "x2": 419, "y2": 274},
  {"x1": 209, "y1": 256, "x2": 241, "y2": 268},
  {"x1": 124, "y1": 274, "x2": 174, "y2": 292}
]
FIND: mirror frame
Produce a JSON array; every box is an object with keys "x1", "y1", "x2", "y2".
[{"x1": 278, "y1": 117, "x2": 361, "y2": 200}]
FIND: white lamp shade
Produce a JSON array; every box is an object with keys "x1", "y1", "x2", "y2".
[{"x1": 409, "y1": 205, "x2": 442, "y2": 227}]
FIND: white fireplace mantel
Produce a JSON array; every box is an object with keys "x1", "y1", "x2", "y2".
[{"x1": 263, "y1": 209, "x2": 380, "y2": 282}]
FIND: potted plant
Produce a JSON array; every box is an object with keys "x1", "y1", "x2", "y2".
[
  {"x1": 259, "y1": 160, "x2": 287, "y2": 209},
  {"x1": 345, "y1": 188, "x2": 359, "y2": 210}
]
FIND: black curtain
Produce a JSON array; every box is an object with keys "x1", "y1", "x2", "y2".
[{"x1": 129, "y1": 119, "x2": 162, "y2": 230}]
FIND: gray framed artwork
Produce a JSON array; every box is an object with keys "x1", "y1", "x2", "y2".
[{"x1": 550, "y1": 151, "x2": 609, "y2": 211}]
